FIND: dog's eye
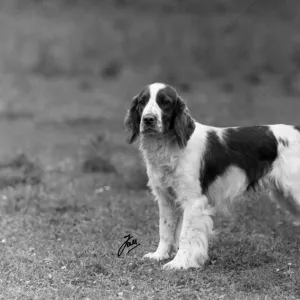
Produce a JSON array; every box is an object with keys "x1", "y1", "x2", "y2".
[
  {"x1": 160, "y1": 98, "x2": 170, "y2": 105},
  {"x1": 139, "y1": 97, "x2": 146, "y2": 105}
]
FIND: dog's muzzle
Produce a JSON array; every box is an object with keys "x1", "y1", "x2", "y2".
[
  {"x1": 141, "y1": 114, "x2": 158, "y2": 133},
  {"x1": 143, "y1": 114, "x2": 156, "y2": 125}
]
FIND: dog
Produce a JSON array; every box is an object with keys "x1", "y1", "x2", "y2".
[{"x1": 124, "y1": 82, "x2": 300, "y2": 270}]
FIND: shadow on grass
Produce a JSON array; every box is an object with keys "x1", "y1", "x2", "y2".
[{"x1": 210, "y1": 238, "x2": 275, "y2": 271}]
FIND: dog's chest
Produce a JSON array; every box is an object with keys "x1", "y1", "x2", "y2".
[
  {"x1": 150, "y1": 164, "x2": 176, "y2": 188},
  {"x1": 143, "y1": 149, "x2": 180, "y2": 189}
]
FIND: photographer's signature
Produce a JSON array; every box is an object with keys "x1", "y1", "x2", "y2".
[{"x1": 117, "y1": 234, "x2": 140, "y2": 257}]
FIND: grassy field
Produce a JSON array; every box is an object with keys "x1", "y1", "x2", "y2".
[{"x1": 0, "y1": 2, "x2": 300, "y2": 299}]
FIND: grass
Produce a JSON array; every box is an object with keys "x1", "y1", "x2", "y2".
[
  {"x1": 1, "y1": 172, "x2": 300, "y2": 299},
  {"x1": 0, "y1": 1, "x2": 300, "y2": 299},
  {"x1": 0, "y1": 98, "x2": 299, "y2": 299}
]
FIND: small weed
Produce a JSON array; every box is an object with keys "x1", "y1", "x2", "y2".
[
  {"x1": 244, "y1": 71, "x2": 262, "y2": 86},
  {"x1": 122, "y1": 164, "x2": 148, "y2": 191},
  {"x1": 80, "y1": 134, "x2": 117, "y2": 174},
  {"x1": 221, "y1": 81, "x2": 235, "y2": 93},
  {"x1": 101, "y1": 59, "x2": 123, "y2": 79},
  {"x1": 81, "y1": 156, "x2": 116, "y2": 174},
  {"x1": 0, "y1": 153, "x2": 43, "y2": 188}
]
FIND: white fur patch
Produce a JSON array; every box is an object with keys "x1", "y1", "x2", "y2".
[
  {"x1": 140, "y1": 83, "x2": 166, "y2": 133},
  {"x1": 143, "y1": 187, "x2": 179, "y2": 261},
  {"x1": 142, "y1": 122, "x2": 215, "y2": 269},
  {"x1": 207, "y1": 166, "x2": 248, "y2": 211}
]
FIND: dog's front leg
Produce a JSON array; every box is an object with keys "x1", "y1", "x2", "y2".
[
  {"x1": 163, "y1": 196, "x2": 213, "y2": 270},
  {"x1": 143, "y1": 188, "x2": 178, "y2": 261}
]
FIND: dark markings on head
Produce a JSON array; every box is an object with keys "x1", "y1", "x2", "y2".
[
  {"x1": 124, "y1": 86, "x2": 150, "y2": 143},
  {"x1": 124, "y1": 83, "x2": 195, "y2": 148}
]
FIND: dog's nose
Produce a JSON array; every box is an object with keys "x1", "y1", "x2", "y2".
[{"x1": 143, "y1": 115, "x2": 156, "y2": 125}]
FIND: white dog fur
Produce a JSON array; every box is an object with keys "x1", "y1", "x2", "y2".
[{"x1": 124, "y1": 83, "x2": 300, "y2": 270}]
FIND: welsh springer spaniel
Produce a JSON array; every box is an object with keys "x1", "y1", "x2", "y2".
[{"x1": 124, "y1": 82, "x2": 300, "y2": 270}]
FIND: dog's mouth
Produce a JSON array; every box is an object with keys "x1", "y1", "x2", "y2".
[
  {"x1": 141, "y1": 122, "x2": 165, "y2": 134},
  {"x1": 141, "y1": 127, "x2": 159, "y2": 134}
]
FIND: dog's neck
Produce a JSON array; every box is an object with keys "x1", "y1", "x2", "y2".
[{"x1": 139, "y1": 135, "x2": 180, "y2": 168}]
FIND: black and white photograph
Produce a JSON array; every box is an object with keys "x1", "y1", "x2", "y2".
[{"x1": 0, "y1": 0, "x2": 300, "y2": 299}]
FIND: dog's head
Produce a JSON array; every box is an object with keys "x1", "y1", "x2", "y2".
[{"x1": 124, "y1": 83, "x2": 195, "y2": 148}]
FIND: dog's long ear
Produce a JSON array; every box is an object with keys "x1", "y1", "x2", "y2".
[
  {"x1": 124, "y1": 96, "x2": 140, "y2": 144},
  {"x1": 173, "y1": 96, "x2": 195, "y2": 148}
]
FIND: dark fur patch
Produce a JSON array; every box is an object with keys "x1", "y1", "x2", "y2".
[
  {"x1": 124, "y1": 96, "x2": 141, "y2": 143},
  {"x1": 156, "y1": 85, "x2": 178, "y2": 108},
  {"x1": 171, "y1": 97, "x2": 195, "y2": 148},
  {"x1": 167, "y1": 186, "x2": 177, "y2": 199},
  {"x1": 200, "y1": 126, "x2": 278, "y2": 193},
  {"x1": 294, "y1": 126, "x2": 300, "y2": 133},
  {"x1": 154, "y1": 86, "x2": 195, "y2": 147},
  {"x1": 124, "y1": 87, "x2": 150, "y2": 143}
]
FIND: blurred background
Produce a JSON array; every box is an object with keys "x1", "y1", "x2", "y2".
[
  {"x1": 1, "y1": 0, "x2": 300, "y2": 184},
  {"x1": 1, "y1": 0, "x2": 300, "y2": 128},
  {"x1": 0, "y1": 1, "x2": 300, "y2": 298},
  {"x1": 1, "y1": 0, "x2": 300, "y2": 117}
]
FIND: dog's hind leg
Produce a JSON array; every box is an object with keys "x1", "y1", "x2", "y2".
[
  {"x1": 285, "y1": 188, "x2": 300, "y2": 226},
  {"x1": 268, "y1": 143, "x2": 300, "y2": 226},
  {"x1": 270, "y1": 188, "x2": 300, "y2": 226}
]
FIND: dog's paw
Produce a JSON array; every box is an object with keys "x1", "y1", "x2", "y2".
[
  {"x1": 143, "y1": 250, "x2": 170, "y2": 261},
  {"x1": 162, "y1": 259, "x2": 202, "y2": 270},
  {"x1": 162, "y1": 259, "x2": 198, "y2": 270},
  {"x1": 162, "y1": 251, "x2": 206, "y2": 270}
]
